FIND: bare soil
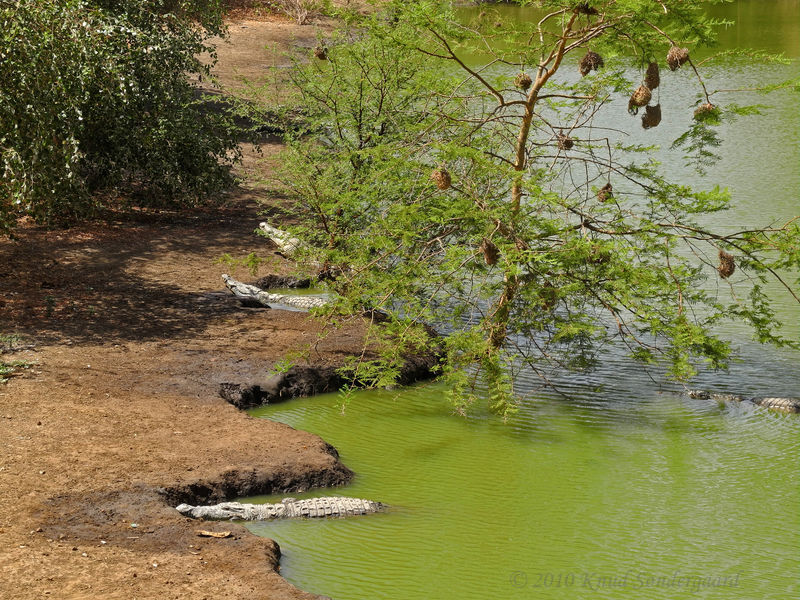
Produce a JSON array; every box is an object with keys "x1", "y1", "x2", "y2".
[{"x1": 0, "y1": 18, "x2": 383, "y2": 600}]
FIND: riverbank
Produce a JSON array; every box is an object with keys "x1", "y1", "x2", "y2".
[
  {"x1": 0, "y1": 198, "x2": 379, "y2": 599},
  {"x1": 0, "y1": 16, "x2": 383, "y2": 600}
]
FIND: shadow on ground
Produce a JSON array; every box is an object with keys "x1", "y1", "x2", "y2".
[{"x1": 0, "y1": 201, "x2": 280, "y2": 346}]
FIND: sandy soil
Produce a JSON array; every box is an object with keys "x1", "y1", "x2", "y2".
[{"x1": 0, "y1": 17, "x2": 381, "y2": 600}]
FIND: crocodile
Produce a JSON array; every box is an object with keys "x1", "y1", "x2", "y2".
[
  {"x1": 176, "y1": 496, "x2": 385, "y2": 521},
  {"x1": 258, "y1": 221, "x2": 305, "y2": 257},
  {"x1": 222, "y1": 274, "x2": 329, "y2": 310},
  {"x1": 688, "y1": 390, "x2": 800, "y2": 413}
]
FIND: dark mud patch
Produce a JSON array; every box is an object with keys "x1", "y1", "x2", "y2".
[
  {"x1": 254, "y1": 274, "x2": 312, "y2": 289},
  {"x1": 37, "y1": 462, "x2": 353, "y2": 591},
  {"x1": 162, "y1": 456, "x2": 352, "y2": 507},
  {"x1": 219, "y1": 353, "x2": 440, "y2": 409}
]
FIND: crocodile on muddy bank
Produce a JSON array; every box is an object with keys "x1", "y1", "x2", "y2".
[{"x1": 177, "y1": 497, "x2": 386, "y2": 520}]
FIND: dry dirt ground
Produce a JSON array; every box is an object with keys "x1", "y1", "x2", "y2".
[{"x1": 0, "y1": 16, "x2": 380, "y2": 600}]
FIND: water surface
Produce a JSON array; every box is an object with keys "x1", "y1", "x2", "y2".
[
  {"x1": 245, "y1": 3, "x2": 799, "y2": 599},
  {"x1": 248, "y1": 383, "x2": 799, "y2": 599}
]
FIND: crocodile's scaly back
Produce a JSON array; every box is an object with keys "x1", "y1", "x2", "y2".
[
  {"x1": 689, "y1": 390, "x2": 800, "y2": 413},
  {"x1": 176, "y1": 497, "x2": 385, "y2": 521},
  {"x1": 757, "y1": 397, "x2": 800, "y2": 413}
]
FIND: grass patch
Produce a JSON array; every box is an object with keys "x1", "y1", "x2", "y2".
[
  {"x1": 0, "y1": 333, "x2": 23, "y2": 350},
  {"x1": 1, "y1": 334, "x2": 33, "y2": 382},
  {"x1": 0, "y1": 360, "x2": 31, "y2": 383}
]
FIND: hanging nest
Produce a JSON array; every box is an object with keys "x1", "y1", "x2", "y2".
[
  {"x1": 313, "y1": 45, "x2": 328, "y2": 60},
  {"x1": 540, "y1": 282, "x2": 558, "y2": 311},
  {"x1": 717, "y1": 249, "x2": 735, "y2": 279},
  {"x1": 431, "y1": 167, "x2": 452, "y2": 190},
  {"x1": 627, "y1": 84, "x2": 652, "y2": 115},
  {"x1": 641, "y1": 103, "x2": 662, "y2": 129},
  {"x1": 557, "y1": 130, "x2": 574, "y2": 150},
  {"x1": 693, "y1": 102, "x2": 717, "y2": 121},
  {"x1": 480, "y1": 238, "x2": 499, "y2": 266},
  {"x1": 666, "y1": 46, "x2": 689, "y2": 71},
  {"x1": 579, "y1": 51, "x2": 604, "y2": 76},
  {"x1": 645, "y1": 61, "x2": 660, "y2": 90},
  {"x1": 590, "y1": 244, "x2": 611, "y2": 264},
  {"x1": 575, "y1": 2, "x2": 599, "y2": 15},
  {"x1": 514, "y1": 72, "x2": 532, "y2": 91},
  {"x1": 597, "y1": 182, "x2": 613, "y2": 202}
]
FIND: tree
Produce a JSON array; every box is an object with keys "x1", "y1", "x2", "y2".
[
  {"x1": 267, "y1": 0, "x2": 799, "y2": 415},
  {"x1": 0, "y1": 0, "x2": 238, "y2": 232}
]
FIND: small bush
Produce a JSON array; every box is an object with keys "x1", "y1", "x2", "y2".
[
  {"x1": 0, "y1": 360, "x2": 31, "y2": 383},
  {"x1": 0, "y1": 0, "x2": 240, "y2": 232},
  {"x1": 273, "y1": 0, "x2": 327, "y2": 25}
]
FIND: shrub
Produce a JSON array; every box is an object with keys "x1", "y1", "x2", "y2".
[
  {"x1": 274, "y1": 0, "x2": 327, "y2": 25},
  {"x1": 0, "y1": 0, "x2": 240, "y2": 232}
]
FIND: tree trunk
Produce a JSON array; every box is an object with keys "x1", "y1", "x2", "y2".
[{"x1": 488, "y1": 11, "x2": 577, "y2": 351}]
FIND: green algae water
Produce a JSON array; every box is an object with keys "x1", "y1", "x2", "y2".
[
  {"x1": 248, "y1": 382, "x2": 800, "y2": 600},
  {"x1": 245, "y1": 3, "x2": 800, "y2": 598}
]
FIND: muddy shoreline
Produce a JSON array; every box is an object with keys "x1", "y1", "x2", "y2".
[
  {"x1": 0, "y1": 16, "x2": 414, "y2": 599},
  {"x1": 0, "y1": 199, "x2": 385, "y2": 599}
]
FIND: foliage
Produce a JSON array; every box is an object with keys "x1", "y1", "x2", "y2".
[
  {"x1": 272, "y1": 0, "x2": 329, "y2": 25},
  {"x1": 0, "y1": 359, "x2": 31, "y2": 383},
  {"x1": 0, "y1": 333, "x2": 32, "y2": 382},
  {"x1": 0, "y1": 333, "x2": 23, "y2": 350},
  {"x1": 0, "y1": 0, "x2": 240, "y2": 233},
  {"x1": 266, "y1": 0, "x2": 799, "y2": 415}
]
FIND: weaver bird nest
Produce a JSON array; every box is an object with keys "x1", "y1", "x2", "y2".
[
  {"x1": 579, "y1": 51, "x2": 604, "y2": 76},
  {"x1": 575, "y1": 2, "x2": 599, "y2": 15},
  {"x1": 693, "y1": 102, "x2": 717, "y2": 121},
  {"x1": 645, "y1": 61, "x2": 660, "y2": 90},
  {"x1": 514, "y1": 72, "x2": 532, "y2": 91},
  {"x1": 717, "y1": 249, "x2": 735, "y2": 279},
  {"x1": 540, "y1": 282, "x2": 558, "y2": 311},
  {"x1": 480, "y1": 238, "x2": 499, "y2": 266},
  {"x1": 597, "y1": 182, "x2": 613, "y2": 202},
  {"x1": 590, "y1": 244, "x2": 611, "y2": 265},
  {"x1": 431, "y1": 167, "x2": 452, "y2": 190},
  {"x1": 557, "y1": 130, "x2": 574, "y2": 150},
  {"x1": 667, "y1": 46, "x2": 689, "y2": 71},
  {"x1": 627, "y1": 84, "x2": 652, "y2": 115},
  {"x1": 314, "y1": 45, "x2": 327, "y2": 60},
  {"x1": 641, "y1": 103, "x2": 662, "y2": 129}
]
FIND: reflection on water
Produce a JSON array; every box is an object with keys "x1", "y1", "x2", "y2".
[
  {"x1": 707, "y1": 0, "x2": 800, "y2": 56},
  {"x1": 245, "y1": 3, "x2": 799, "y2": 599},
  {"x1": 458, "y1": 0, "x2": 800, "y2": 59}
]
